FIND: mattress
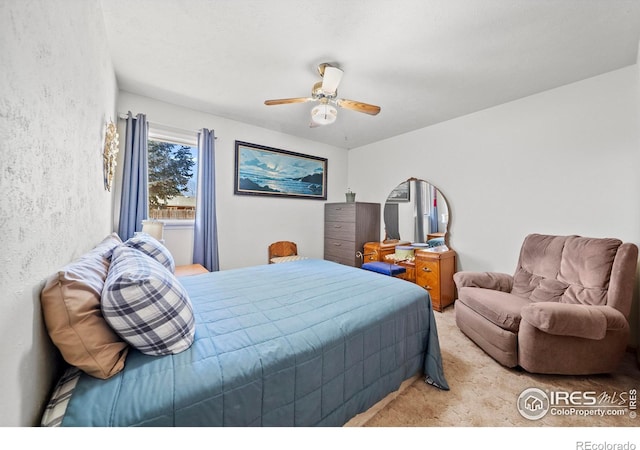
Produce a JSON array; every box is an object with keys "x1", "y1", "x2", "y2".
[{"x1": 43, "y1": 258, "x2": 448, "y2": 426}]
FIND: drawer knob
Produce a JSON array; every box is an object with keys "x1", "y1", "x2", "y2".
[
  {"x1": 333, "y1": 225, "x2": 342, "y2": 228},
  {"x1": 422, "y1": 267, "x2": 432, "y2": 272},
  {"x1": 423, "y1": 285, "x2": 432, "y2": 290},
  {"x1": 333, "y1": 242, "x2": 342, "y2": 247}
]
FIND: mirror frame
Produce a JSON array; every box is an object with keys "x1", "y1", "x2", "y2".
[{"x1": 383, "y1": 177, "x2": 451, "y2": 248}]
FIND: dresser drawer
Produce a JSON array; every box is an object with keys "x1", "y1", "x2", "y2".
[
  {"x1": 324, "y1": 238, "x2": 357, "y2": 264},
  {"x1": 324, "y1": 203, "x2": 356, "y2": 222},
  {"x1": 325, "y1": 254, "x2": 357, "y2": 266},
  {"x1": 325, "y1": 221, "x2": 356, "y2": 240},
  {"x1": 416, "y1": 260, "x2": 441, "y2": 299},
  {"x1": 415, "y1": 249, "x2": 457, "y2": 311},
  {"x1": 395, "y1": 261, "x2": 416, "y2": 283},
  {"x1": 324, "y1": 238, "x2": 356, "y2": 256},
  {"x1": 363, "y1": 243, "x2": 380, "y2": 262}
]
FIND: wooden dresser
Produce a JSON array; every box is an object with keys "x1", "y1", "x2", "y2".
[
  {"x1": 324, "y1": 202, "x2": 380, "y2": 267},
  {"x1": 362, "y1": 240, "x2": 413, "y2": 280},
  {"x1": 415, "y1": 249, "x2": 456, "y2": 312},
  {"x1": 362, "y1": 241, "x2": 456, "y2": 312}
]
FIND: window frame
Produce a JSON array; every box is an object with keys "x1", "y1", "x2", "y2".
[{"x1": 147, "y1": 124, "x2": 199, "y2": 229}]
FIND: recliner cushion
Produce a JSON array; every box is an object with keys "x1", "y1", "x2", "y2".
[
  {"x1": 457, "y1": 287, "x2": 531, "y2": 333},
  {"x1": 527, "y1": 278, "x2": 569, "y2": 303},
  {"x1": 558, "y1": 236, "x2": 621, "y2": 306},
  {"x1": 453, "y1": 271, "x2": 513, "y2": 292},
  {"x1": 511, "y1": 234, "x2": 570, "y2": 299},
  {"x1": 521, "y1": 303, "x2": 612, "y2": 339}
]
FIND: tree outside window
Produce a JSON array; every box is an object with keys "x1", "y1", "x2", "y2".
[{"x1": 148, "y1": 139, "x2": 198, "y2": 220}]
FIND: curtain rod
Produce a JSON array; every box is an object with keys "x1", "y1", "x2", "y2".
[{"x1": 117, "y1": 113, "x2": 217, "y2": 139}]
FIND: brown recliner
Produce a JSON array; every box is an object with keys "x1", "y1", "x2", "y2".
[{"x1": 454, "y1": 234, "x2": 638, "y2": 375}]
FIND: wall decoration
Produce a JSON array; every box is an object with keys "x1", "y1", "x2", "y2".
[
  {"x1": 386, "y1": 180, "x2": 410, "y2": 202},
  {"x1": 234, "y1": 141, "x2": 327, "y2": 200},
  {"x1": 102, "y1": 119, "x2": 119, "y2": 192}
]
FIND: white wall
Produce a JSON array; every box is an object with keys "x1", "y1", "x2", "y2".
[
  {"x1": 0, "y1": 1, "x2": 117, "y2": 426},
  {"x1": 349, "y1": 65, "x2": 640, "y2": 346},
  {"x1": 117, "y1": 92, "x2": 349, "y2": 269}
]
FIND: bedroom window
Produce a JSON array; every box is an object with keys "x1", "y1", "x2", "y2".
[{"x1": 147, "y1": 130, "x2": 198, "y2": 221}]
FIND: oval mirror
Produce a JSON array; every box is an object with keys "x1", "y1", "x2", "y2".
[{"x1": 383, "y1": 177, "x2": 450, "y2": 248}]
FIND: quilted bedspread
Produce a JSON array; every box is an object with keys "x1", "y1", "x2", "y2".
[{"x1": 60, "y1": 259, "x2": 448, "y2": 426}]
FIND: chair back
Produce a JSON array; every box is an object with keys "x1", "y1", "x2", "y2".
[
  {"x1": 512, "y1": 234, "x2": 637, "y2": 316},
  {"x1": 268, "y1": 241, "x2": 298, "y2": 262}
]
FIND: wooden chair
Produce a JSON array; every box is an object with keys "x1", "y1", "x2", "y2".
[{"x1": 268, "y1": 241, "x2": 298, "y2": 263}]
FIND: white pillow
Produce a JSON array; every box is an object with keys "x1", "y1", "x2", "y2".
[
  {"x1": 102, "y1": 245, "x2": 195, "y2": 356},
  {"x1": 124, "y1": 232, "x2": 175, "y2": 272}
]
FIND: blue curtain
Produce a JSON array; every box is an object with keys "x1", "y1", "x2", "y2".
[
  {"x1": 193, "y1": 128, "x2": 219, "y2": 271},
  {"x1": 117, "y1": 112, "x2": 148, "y2": 240}
]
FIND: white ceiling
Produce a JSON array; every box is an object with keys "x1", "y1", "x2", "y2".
[{"x1": 100, "y1": 0, "x2": 640, "y2": 149}]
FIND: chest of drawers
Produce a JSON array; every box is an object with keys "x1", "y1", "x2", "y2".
[{"x1": 324, "y1": 202, "x2": 380, "y2": 267}]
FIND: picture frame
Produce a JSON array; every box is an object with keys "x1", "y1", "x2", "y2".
[
  {"x1": 386, "y1": 180, "x2": 410, "y2": 202},
  {"x1": 234, "y1": 141, "x2": 328, "y2": 200}
]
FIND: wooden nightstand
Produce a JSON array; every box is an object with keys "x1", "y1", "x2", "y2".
[
  {"x1": 415, "y1": 249, "x2": 456, "y2": 312},
  {"x1": 175, "y1": 264, "x2": 209, "y2": 277}
]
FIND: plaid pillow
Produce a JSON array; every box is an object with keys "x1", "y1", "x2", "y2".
[
  {"x1": 102, "y1": 246, "x2": 195, "y2": 356},
  {"x1": 40, "y1": 367, "x2": 81, "y2": 427},
  {"x1": 124, "y1": 232, "x2": 176, "y2": 272}
]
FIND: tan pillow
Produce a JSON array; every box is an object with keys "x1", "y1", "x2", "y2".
[{"x1": 40, "y1": 233, "x2": 129, "y2": 379}]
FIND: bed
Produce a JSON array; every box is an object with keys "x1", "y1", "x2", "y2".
[{"x1": 40, "y1": 233, "x2": 448, "y2": 427}]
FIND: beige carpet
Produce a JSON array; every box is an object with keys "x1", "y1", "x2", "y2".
[{"x1": 357, "y1": 305, "x2": 640, "y2": 427}]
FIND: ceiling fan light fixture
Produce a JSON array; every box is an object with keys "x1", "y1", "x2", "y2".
[{"x1": 311, "y1": 103, "x2": 337, "y2": 125}]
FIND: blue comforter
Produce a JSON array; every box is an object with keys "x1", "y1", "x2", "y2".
[{"x1": 61, "y1": 259, "x2": 448, "y2": 426}]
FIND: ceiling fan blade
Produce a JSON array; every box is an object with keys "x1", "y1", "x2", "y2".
[
  {"x1": 337, "y1": 99, "x2": 381, "y2": 115},
  {"x1": 264, "y1": 97, "x2": 313, "y2": 106},
  {"x1": 321, "y1": 66, "x2": 343, "y2": 95}
]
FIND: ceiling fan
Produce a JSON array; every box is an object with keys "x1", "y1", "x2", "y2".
[{"x1": 264, "y1": 63, "x2": 381, "y2": 127}]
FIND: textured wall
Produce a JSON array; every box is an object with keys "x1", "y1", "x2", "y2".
[{"x1": 0, "y1": 1, "x2": 117, "y2": 426}]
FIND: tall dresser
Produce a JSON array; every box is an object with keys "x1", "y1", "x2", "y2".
[{"x1": 324, "y1": 202, "x2": 380, "y2": 267}]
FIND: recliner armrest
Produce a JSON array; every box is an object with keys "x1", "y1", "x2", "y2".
[
  {"x1": 453, "y1": 271, "x2": 513, "y2": 292},
  {"x1": 520, "y1": 303, "x2": 628, "y2": 340}
]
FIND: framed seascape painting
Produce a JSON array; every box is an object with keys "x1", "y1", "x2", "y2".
[{"x1": 234, "y1": 141, "x2": 328, "y2": 200}]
